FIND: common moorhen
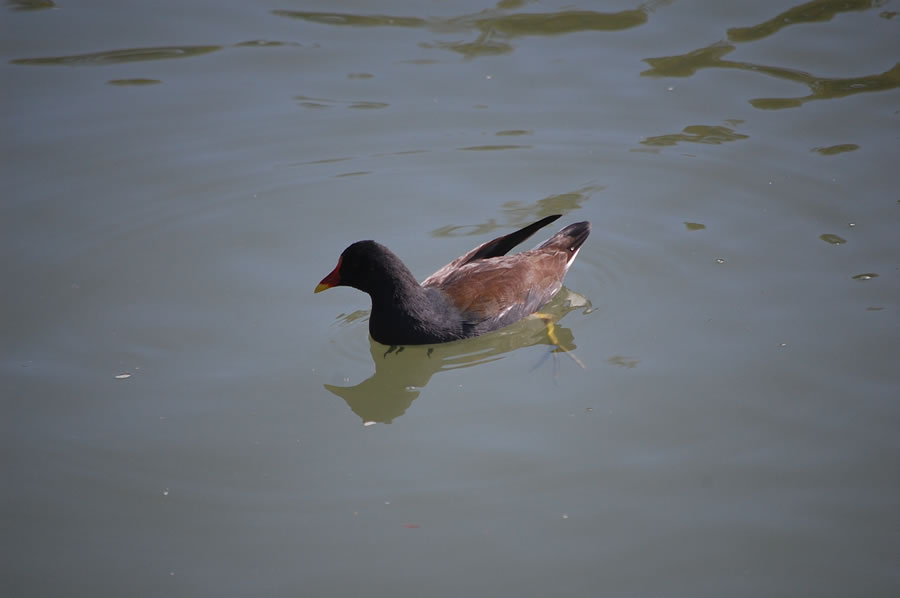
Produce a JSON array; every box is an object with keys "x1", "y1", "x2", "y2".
[{"x1": 315, "y1": 214, "x2": 590, "y2": 345}]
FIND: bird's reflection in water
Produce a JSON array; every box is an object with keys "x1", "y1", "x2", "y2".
[{"x1": 325, "y1": 288, "x2": 591, "y2": 423}]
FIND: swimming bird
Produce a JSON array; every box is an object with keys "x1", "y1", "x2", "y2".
[{"x1": 315, "y1": 214, "x2": 590, "y2": 345}]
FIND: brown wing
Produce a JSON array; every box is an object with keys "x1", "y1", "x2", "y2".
[
  {"x1": 428, "y1": 250, "x2": 570, "y2": 330},
  {"x1": 422, "y1": 215, "x2": 562, "y2": 288}
]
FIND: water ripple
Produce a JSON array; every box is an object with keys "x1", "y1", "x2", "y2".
[
  {"x1": 641, "y1": 124, "x2": 749, "y2": 147},
  {"x1": 456, "y1": 144, "x2": 531, "y2": 151},
  {"x1": 295, "y1": 95, "x2": 389, "y2": 110},
  {"x1": 11, "y1": 45, "x2": 221, "y2": 66},
  {"x1": 727, "y1": 0, "x2": 881, "y2": 42},
  {"x1": 7, "y1": 0, "x2": 55, "y2": 10},
  {"x1": 431, "y1": 186, "x2": 604, "y2": 238},
  {"x1": 643, "y1": 42, "x2": 900, "y2": 110},
  {"x1": 106, "y1": 78, "x2": 161, "y2": 86},
  {"x1": 272, "y1": 6, "x2": 655, "y2": 59},
  {"x1": 811, "y1": 144, "x2": 860, "y2": 155}
]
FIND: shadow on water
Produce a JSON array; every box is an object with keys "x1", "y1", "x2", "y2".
[{"x1": 324, "y1": 289, "x2": 591, "y2": 424}]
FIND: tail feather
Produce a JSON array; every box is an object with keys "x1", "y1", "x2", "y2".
[{"x1": 538, "y1": 221, "x2": 591, "y2": 264}]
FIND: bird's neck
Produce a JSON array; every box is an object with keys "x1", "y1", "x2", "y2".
[
  {"x1": 368, "y1": 273, "x2": 457, "y2": 345},
  {"x1": 371, "y1": 274, "x2": 428, "y2": 321}
]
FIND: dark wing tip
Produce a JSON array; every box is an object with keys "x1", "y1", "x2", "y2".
[{"x1": 465, "y1": 214, "x2": 563, "y2": 263}]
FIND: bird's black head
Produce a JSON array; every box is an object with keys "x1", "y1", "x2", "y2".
[{"x1": 315, "y1": 240, "x2": 408, "y2": 296}]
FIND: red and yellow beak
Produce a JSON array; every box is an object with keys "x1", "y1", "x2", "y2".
[{"x1": 314, "y1": 256, "x2": 342, "y2": 293}]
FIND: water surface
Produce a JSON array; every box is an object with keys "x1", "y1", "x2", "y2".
[{"x1": 4, "y1": 1, "x2": 899, "y2": 596}]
